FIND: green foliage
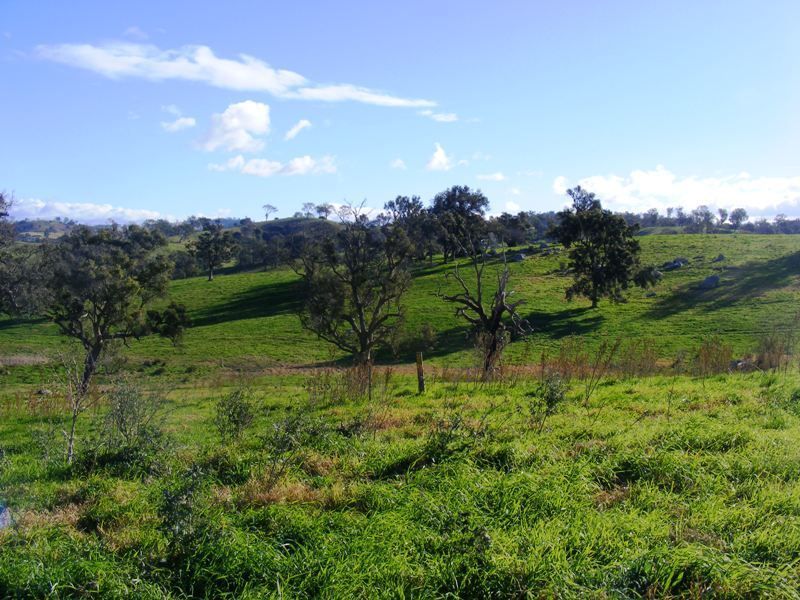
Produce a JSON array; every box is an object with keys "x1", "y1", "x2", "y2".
[
  {"x1": 551, "y1": 186, "x2": 654, "y2": 307},
  {"x1": 214, "y1": 388, "x2": 256, "y2": 441},
  {"x1": 528, "y1": 372, "x2": 568, "y2": 431},
  {"x1": 188, "y1": 222, "x2": 237, "y2": 281},
  {"x1": 298, "y1": 210, "x2": 412, "y2": 364},
  {"x1": 147, "y1": 301, "x2": 191, "y2": 346}
]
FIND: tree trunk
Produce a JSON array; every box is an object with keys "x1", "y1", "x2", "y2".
[
  {"x1": 65, "y1": 409, "x2": 79, "y2": 465},
  {"x1": 207, "y1": 266, "x2": 214, "y2": 281},
  {"x1": 80, "y1": 344, "x2": 101, "y2": 398}
]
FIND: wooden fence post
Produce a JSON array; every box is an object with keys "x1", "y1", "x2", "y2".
[{"x1": 416, "y1": 351, "x2": 425, "y2": 394}]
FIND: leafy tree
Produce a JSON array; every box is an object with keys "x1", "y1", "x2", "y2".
[
  {"x1": 315, "y1": 203, "x2": 334, "y2": 219},
  {"x1": 438, "y1": 253, "x2": 528, "y2": 379},
  {"x1": 296, "y1": 208, "x2": 412, "y2": 393},
  {"x1": 42, "y1": 226, "x2": 175, "y2": 395},
  {"x1": 301, "y1": 202, "x2": 316, "y2": 219},
  {"x1": 0, "y1": 191, "x2": 12, "y2": 248},
  {"x1": 689, "y1": 205, "x2": 715, "y2": 233},
  {"x1": 717, "y1": 208, "x2": 728, "y2": 226},
  {"x1": 384, "y1": 195, "x2": 440, "y2": 262},
  {"x1": 147, "y1": 302, "x2": 192, "y2": 346},
  {"x1": 730, "y1": 208, "x2": 748, "y2": 229},
  {"x1": 551, "y1": 187, "x2": 658, "y2": 308},
  {"x1": 430, "y1": 185, "x2": 489, "y2": 261},
  {"x1": 262, "y1": 203, "x2": 278, "y2": 221},
  {"x1": 188, "y1": 222, "x2": 237, "y2": 281},
  {"x1": 40, "y1": 226, "x2": 180, "y2": 464},
  {"x1": 0, "y1": 192, "x2": 51, "y2": 316}
]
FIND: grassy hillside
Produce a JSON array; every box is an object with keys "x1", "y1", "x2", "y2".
[{"x1": 2, "y1": 234, "x2": 800, "y2": 383}]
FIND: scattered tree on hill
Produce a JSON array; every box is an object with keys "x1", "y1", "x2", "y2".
[
  {"x1": 37, "y1": 226, "x2": 182, "y2": 462},
  {"x1": 188, "y1": 222, "x2": 237, "y2": 281},
  {"x1": 438, "y1": 253, "x2": 528, "y2": 379},
  {"x1": 0, "y1": 192, "x2": 49, "y2": 316},
  {"x1": 262, "y1": 203, "x2": 277, "y2": 221},
  {"x1": 315, "y1": 203, "x2": 334, "y2": 219},
  {"x1": 147, "y1": 302, "x2": 191, "y2": 347},
  {"x1": 301, "y1": 202, "x2": 316, "y2": 219},
  {"x1": 0, "y1": 191, "x2": 12, "y2": 248},
  {"x1": 430, "y1": 185, "x2": 489, "y2": 261},
  {"x1": 689, "y1": 205, "x2": 715, "y2": 233},
  {"x1": 384, "y1": 195, "x2": 441, "y2": 262},
  {"x1": 551, "y1": 187, "x2": 659, "y2": 308},
  {"x1": 730, "y1": 208, "x2": 748, "y2": 230},
  {"x1": 295, "y1": 207, "x2": 412, "y2": 395}
]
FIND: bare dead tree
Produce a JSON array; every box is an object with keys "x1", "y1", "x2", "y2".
[{"x1": 438, "y1": 251, "x2": 529, "y2": 380}]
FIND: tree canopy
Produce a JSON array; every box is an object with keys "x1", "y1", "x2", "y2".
[{"x1": 551, "y1": 187, "x2": 658, "y2": 308}]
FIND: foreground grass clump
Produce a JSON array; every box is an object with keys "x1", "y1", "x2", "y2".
[{"x1": 3, "y1": 370, "x2": 800, "y2": 597}]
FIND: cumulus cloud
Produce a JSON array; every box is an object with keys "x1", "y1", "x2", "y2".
[
  {"x1": 426, "y1": 143, "x2": 452, "y2": 171},
  {"x1": 9, "y1": 197, "x2": 168, "y2": 224},
  {"x1": 209, "y1": 154, "x2": 336, "y2": 177},
  {"x1": 37, "y1": 42, "x2": 436, "y2": 108},
  {"x1": 510, "y1": 187, "x2": 521, "y2": 196},
  {"x1": 284, "y1": 119, "x2": 311, "y2": 140},
  {"x1": 477, "y1": 172, "x2": 506, "y2": 182},
  {"x1": 200, "y1": 100, "x2": 270, "y2": 152},
  {"x1": 390, "y1": 158, "x2": 407, "y2": 170},
  {"x1": 505, "y1": 201, "x2": 521, "y2": 213},
  {"x1": 419, "y1": 109, "x2": 458, "y2": 122},
  {"x1": 554, "y1": 166, "x2": 800, "y2": 216}
]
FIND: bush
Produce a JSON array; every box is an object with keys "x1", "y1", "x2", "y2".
[
  {"x1": 528, "y1": 373, "x2": 568, "y2": 432},
  {"x1": 75, "y1": 379, "x2": 172, "y2": 477},
  {"x1": 214, "y1": 388, "x2": 256, "y2": 442}
]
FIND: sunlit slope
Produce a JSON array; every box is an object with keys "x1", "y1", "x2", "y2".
[{"x1": 1, "y1": 234, "x2": 799, "y2": 372}]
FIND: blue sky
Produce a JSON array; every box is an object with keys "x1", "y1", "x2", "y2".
[{"x1": 2, "y1": 0, "x2": 799, "y2": 223}]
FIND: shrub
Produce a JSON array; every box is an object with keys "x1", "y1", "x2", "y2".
[
  {"x1": 75, "y1": 379, "x2": 172, "y2": 477},
  {"x1": 214, "y1": 388, "x2": 256, "y2": 441},
  {"x1": 528, "y1": 373, "x2": 568, "y2": 432}
]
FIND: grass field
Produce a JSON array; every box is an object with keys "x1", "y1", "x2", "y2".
[
  {"x1": 3, "y1": 370, "x2": 800, "y2": 597},
  {"x1": 3, "y1": 233, "x2": 800, "y2": 597}
]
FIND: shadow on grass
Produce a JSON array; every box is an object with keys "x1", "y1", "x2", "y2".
[
  {"x1": 523, "y1": 306, "x2": 604, "y2": 340},
  {"x1": 647, "y1": 252, "x2": 800, "y2": 318},
  {"x1": 191, "y1": 278, "x2": 303, "y2": 327},
  {"x1": 0, "y1": 316, "x2": 49, "y2": 331}
]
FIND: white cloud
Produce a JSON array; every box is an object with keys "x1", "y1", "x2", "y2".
[
  {"x1": 161, "y1": 116, "x2": 196, "y2": 132},
  {"x1": 284, "y1": 119, "x2": 311, "y2": 140},
  {"x1": 477, "y1": 172, "x2": 506, "y2": 182},
  {"x1": 419, "y1": 109, "x2": 458, "y2": 122},
  {"x1": 426, "y1": 143, "x2": 452, "y2": 171},
  {"x1": 209, "y1": 154, "x2": 336, "y2": 177},
  {"x1": 10, "y1": 197, "x2": 168, "y2": 224},
  {"x1": 37, "y1": 42, "x2": 436, "y2": 108},
  {"x1": 123, "y1": 26, "x2": 148, "y2": 41},
  {"x1": 553, "y1": 165, "x2": 800, "y2": 216},
  {"x1": 390, "y1": 158, "x2": 407, "y2": 170},
  {"x1": 505, "y1": 201, "x2": 521, "y2": 213},
  {"x1": 552, "y1": 175, "x2": 570, "y2": 196},
  {"x1": 510, "y1": 187, "x2": 521, "y2": 196},
  {"x1": 200, "y1": 100, "x2": 270, "y2": 152}
]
